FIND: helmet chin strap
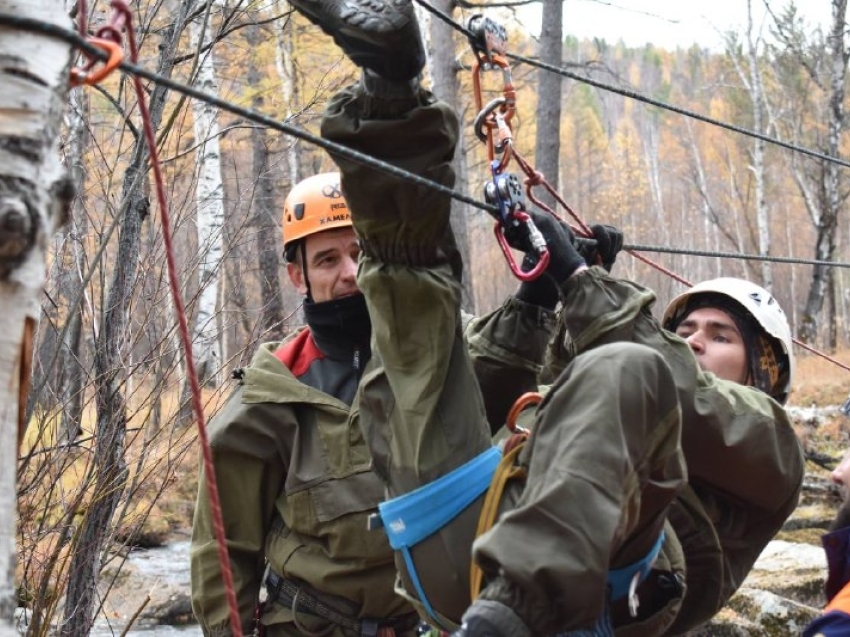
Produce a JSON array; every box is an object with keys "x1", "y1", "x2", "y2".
[{"x1": 300, "y1": 242, "x2": 314, "y2": 302}]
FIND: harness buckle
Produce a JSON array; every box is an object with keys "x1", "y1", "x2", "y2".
[
  {"x1": 367, "y1": 512, "x2": 384, "y2": 530},
  {"x1": 627, "y1": 570, "x2": 641, "y2": 618}
]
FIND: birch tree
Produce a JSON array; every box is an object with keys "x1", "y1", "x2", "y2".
[
  {"x1": 727, "y1": 0, "x2": 774, "y2": 288},
  {"x1": 0, "y1": 0, "x2": 72, "y2": 632},
  {"x1": 275, "y1": 0, "x2": 300, "y2": 185},
  {"x1": 189, "y1": 1, "x2": 224, "y2": 385}
]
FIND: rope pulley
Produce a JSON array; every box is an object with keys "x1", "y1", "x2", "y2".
[
  {"x1": 483, "y1": 168, "x2": 550, "y2": 281},
  {"x1": 468, "y1": 14, "x2": 550, "y2": 281}
]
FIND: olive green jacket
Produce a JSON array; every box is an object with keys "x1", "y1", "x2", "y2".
[
  {"x1": 550, "y1": 268, "x2": 805, "y2": 634},
  {"x1": 190, "y1": 297, "x2": 554, "y2": 637}
]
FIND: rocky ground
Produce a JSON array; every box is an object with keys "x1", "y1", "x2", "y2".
[{"x1": 95, "y1": 403, "x2": 850, "y2": 636}]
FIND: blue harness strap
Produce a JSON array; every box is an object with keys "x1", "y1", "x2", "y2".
[
  {"x1": 606, "y1": 531, "x2": 666, "y2": 601},
  {"x1": 377, "y1": 447, "x2": 502, "y2": 627}
]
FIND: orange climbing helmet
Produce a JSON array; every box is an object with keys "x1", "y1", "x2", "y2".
[{"x1": 282, "y1": 172, "x2": 351, "y2": 258}]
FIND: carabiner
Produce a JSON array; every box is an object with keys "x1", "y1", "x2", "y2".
[
  {"x1": 70, "y1": 37, "x2": 124, "y2": 87},
  {"x1": 468, "y1": 15, "x2": 516, "y2": 165},
  {"x1": 505, "y1": 392, "x2": 542, "y2": 434},
  {"x1": 484, "y1": 170, "x2": 551, "y2": 281},
  {"x1": 493, "y1": 213, "x2": 550, "y2": 282}
]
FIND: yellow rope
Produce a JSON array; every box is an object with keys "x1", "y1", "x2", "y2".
[{"x1": 469, "y1": 439, "x2": 528, "y2": 600}]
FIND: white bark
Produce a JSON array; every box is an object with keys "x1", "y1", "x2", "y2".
[
  {"x1": 189, "y1": 12, "x2": 224, "y2": 385},
  {"x1": 745, "y1": 2, "x2": 773, "y2": 288},
  {"x1": 276, "y1": 0, "x2": 300, "y2": 183},
  {"x1": 0, "y1": 0, "x2": 72, "y2": 631},
  {"x1": 729, "y1": 0, "x2": 773, "y2": 286}
]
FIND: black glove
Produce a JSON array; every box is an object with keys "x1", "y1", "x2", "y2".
[
  {"x1": 451, "y1": 599, "x2": 531, "y2": 637},
  {"x1": 513, "y1": 210, "x2": 586, "y2": 309},
  {"x1": 578, "y1": 224, "x2": 624, "y2": 272},
  {"x1": 515, "y1": 253, "x2": 559, "y2": 309}
]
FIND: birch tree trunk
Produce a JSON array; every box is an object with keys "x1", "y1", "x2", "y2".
[
  {"x1": 728, "y1": 0, "x2": 773, "y2": 287},
  {"x1": 0, "y1": 0, "x2": 72, "y2": 632},
  {"x1": 189, "y1": 7, "x2": 224, "y2": 386},
  {"x1": 275, "y1": 0, "x2": 300, "y2": 185},
  {"x1": 745, "y1": 1, "x2": 772, "y2": 288}
]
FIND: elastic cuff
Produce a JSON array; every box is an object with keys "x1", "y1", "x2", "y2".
[
  {"x1": 361, "y1": 69, "x2": 420, "y2": 98},
  {"x1": 515, "y1": 278, "x2": 559, "y2": 311},
  {"x1": 358, "y1": 70, "x2": 422, "y2": 117}
]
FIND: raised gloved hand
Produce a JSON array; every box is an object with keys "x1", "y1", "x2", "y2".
[
  {"x1": 578, "y1": 224, "x2": 624, "y2": 272},
  {"x1": 513, "y1": 210, "x2": 585, "y2": 309}
]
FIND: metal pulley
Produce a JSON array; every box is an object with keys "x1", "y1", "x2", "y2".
[{"x1": 483, "y1": 170, "x2": 550, "y2": 281}]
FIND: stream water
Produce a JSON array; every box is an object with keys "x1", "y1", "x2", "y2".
[{"x1": 90, "y1": 539, "x2": 202, "y2": 637}]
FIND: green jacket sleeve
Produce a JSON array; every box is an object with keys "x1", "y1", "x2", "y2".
[
  {"x1": 463, "y1": 297, "x2": 555, "y2": 434},
  {"x1": 190, "y1": 390, "x2": 288, "y2": 637}
]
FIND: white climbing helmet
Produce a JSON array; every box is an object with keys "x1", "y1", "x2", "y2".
[{"x1": 663, "y1": 277, "x2": 794, "y2": 403}]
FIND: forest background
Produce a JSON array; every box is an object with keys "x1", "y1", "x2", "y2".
[{"x1": 10, "y1": 0, "x2": 850, "y2": 634}]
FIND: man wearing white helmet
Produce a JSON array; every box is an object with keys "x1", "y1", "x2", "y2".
[
  {"x1": 662, "y1": 278, "x2": 795, "y2": 405},
  {"x1": 189, "y1": 171, "x2": 564, "y2": 636},
  {"x1": 284, "y1": 0, "x2": 806, "y2": 634}
]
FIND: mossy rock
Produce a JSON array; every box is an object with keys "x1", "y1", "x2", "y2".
[
  {"x1": 776, "y1": 527, "x2": 829, "y2": 546},
  {"x1": 724, "y1": 588, "x2": 819, "y2": 636}
]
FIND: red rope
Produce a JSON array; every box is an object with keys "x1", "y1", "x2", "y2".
[
  {"x1": 508, "y1": 148, "x2": 850, "y2": 370},
  {"x1": 76, "y1": 0, "x2": 87, "y2": 36},
  {"x1": 103, "y1": 3, "x2": 244, "y2": 635},
  {"x1": 511, "y1": 148, "x2": 692, "y2": 288},
  {"x1": 793, "y1": 339, "x2": 850, "y2": 373}
]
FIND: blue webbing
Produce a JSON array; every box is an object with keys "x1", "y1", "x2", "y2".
[
  {"x1": 606, "y1": 531, "x2": 666, "y2": 601},
  {"x1": 378, "y1": 447, "x2": 502, "y2": 626}
]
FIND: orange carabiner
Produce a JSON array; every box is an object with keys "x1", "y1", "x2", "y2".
[
  {"x1": 70, "y1": 37, "x2": 124, "y2": 87},
  {"x1": 506, "y1": 391, "x2": 543, "y2": 434},
  {"x1": 471, "y1": 57, "x2": 516, "y2": 164}
]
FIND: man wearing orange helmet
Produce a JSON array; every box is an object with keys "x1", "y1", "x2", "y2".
[
  {"x1": 280, "y1": 0, "x2": 806, "y2": 635},
  {"x1": 189, "y1": 171, "x2": 562, "y2": 636}
]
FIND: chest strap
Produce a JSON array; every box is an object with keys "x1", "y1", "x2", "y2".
[{"x1": 370, "y1": 447, "x2": 502, "y2": 628}]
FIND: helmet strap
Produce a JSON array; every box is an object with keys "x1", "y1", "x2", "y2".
[
  {"x1": 673, "y1": 293, "x2": 788, "y2": 402},
  {"x1": 299, "y1": 242, "x2": 313, "y2": 302},
  {"x1": 751, "y1": 332, "x2": 789, "y2": 402}
]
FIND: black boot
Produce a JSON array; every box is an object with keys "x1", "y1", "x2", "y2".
[{"x1": 287, "y1": 0, "x2": 425, "y2": 82}]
